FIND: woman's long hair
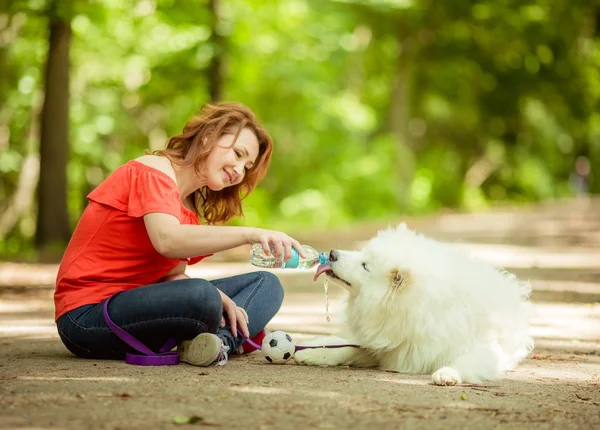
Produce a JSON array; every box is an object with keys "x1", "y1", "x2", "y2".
[{"x1": 152, "y1": 102, "x2": 273, "y2": 224}]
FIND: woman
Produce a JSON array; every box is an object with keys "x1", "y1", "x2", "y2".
[{"x1": 55, "y1": 102, "x2": 306, "y2": 366}]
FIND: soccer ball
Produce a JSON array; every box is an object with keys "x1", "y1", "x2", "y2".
[{"x1": 261, "y1": 330, "x2": 296, "y2": 364}]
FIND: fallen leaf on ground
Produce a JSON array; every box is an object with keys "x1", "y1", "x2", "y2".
[
  {"x1": 531, "y1": 354, "x2": 552, "y2": 360},
  {"x1": 172, "y1": 415, "x2": 204, "y2": 425},
  {"x1": 95, "y1": 393, "x2": 132, "y2": 398}
]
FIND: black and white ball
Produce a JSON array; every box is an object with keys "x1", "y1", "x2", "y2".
[{"x1": 261, "y1": 330, "x2": 296, "y2": 364}]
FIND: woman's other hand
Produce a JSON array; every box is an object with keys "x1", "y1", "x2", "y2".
[{"x1": 217, "y1": 289, "x2": 249, "y2": 339}]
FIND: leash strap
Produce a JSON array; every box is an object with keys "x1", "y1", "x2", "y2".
[
  {"x1": 103, "y1": 292, "x2": 180, "y2": 366},
  {"x1": 242, "y1": 336, "x2": 360, "y2": 351},
  {"x1": 295, "y1": 344, "x2": 361, "y2": 350}
]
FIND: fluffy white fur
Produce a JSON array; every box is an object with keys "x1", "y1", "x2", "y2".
[{"x1": 294, "y1": 223, "x2": 534, "y2": 385}]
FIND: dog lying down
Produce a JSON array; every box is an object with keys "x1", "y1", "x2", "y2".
[{"x1": 294, "y1": 223, "x2": 534, "y2": 386}]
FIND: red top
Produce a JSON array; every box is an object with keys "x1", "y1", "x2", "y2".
[{"x1": 54, "y1": 160, "x2": 211, "y2": 321}]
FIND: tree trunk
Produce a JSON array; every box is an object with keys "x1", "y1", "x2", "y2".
[
  {"x1": 35, "y1": 11, "x2": 71, "y2": 253},
  {"x1": 207, "y1": 0, "x2": 225, "y2": 102}
]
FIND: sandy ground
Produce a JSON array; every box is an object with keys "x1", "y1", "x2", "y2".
[{"x1": 1, "y1": 198, "x2": 599, "y2": 429}]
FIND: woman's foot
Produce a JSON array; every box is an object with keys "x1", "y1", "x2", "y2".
[{"x1": 177, "y1": 333, "x2": 229, "y2": 366}]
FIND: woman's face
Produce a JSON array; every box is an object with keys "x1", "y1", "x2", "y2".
[{"x1": 204, "y1": 127, "x2": 260, "y2": 191}]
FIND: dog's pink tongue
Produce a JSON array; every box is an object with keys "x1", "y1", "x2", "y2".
[{"x1": 313, "y1": 263, "x2": 332, "y2": 281}]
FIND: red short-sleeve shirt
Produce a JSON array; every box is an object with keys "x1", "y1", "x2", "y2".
[{"x1": 54, "y1": 160, "x2": 211, "y2": 321}]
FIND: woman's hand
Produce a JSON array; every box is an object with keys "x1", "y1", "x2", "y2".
[
  {"x1": 247, "y1": 228, "x2": 307, "y2": 263},
  {"x1": 217, "y1": 289, "x2": 249, "y2": 339}
]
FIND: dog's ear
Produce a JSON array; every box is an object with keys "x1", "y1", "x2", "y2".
[
  {"x1": 390, "y1": 267, "x2": 412, "y2": 290},
  {"x1": 396, "y1": 222, "x2": 408, "y2": 231}
]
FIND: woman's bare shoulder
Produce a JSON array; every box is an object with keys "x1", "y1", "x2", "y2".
[{"x1": 134, "y1": 155, "x2": 176, "y2": 182}]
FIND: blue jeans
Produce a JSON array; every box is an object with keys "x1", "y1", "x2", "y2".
[{"x1": 56, "y1": 271, "x2": 284, "y2": 359}]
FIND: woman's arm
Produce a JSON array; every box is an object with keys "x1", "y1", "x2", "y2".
[{"x1": 143, "y1": 212, "x2": 306, "y2": 261}]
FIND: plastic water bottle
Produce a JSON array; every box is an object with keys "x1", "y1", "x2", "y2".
[{"x1": 250, "y1": 243, "x2": 328, "y2": 269}]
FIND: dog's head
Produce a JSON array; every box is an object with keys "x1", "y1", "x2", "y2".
[{"x1": 314, "y1": 223, "x2": 434, "y2": 301}]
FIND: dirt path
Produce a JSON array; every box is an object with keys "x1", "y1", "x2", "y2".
[{"x1": 1, "y1": 198, "x2": 599, "y2": 429}]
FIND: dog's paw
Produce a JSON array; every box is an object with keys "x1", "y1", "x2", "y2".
[
  {"x1": 432, "y1": 367, "x2": 462, "y2": 386},
  {"x1": 293, "y1": 348, "x2": 338, "y2": 367}
]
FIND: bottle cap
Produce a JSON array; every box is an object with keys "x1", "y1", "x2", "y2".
[
  {"x1": 283, "y1": 247, "x2": 299, "y2": 268},
  {"x1": 318, "y1": 253, "x2": 328, "y2": 264}
]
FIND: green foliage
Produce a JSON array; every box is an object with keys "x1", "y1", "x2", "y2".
[{"x1": 1, "y1": 0, "x2": 599, "y2": 257}]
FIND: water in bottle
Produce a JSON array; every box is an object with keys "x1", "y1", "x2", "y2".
[{"x1": 250, "y1": 243, "x2": 328, "y2": 269}]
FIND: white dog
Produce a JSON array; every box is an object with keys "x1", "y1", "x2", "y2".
[{"x1": 294, "y1": 223, "x2": 534, "y2": 385}]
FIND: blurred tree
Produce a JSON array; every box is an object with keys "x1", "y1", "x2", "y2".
[
  {"x1": 207, "y1": 0, "x2": 225, "y2": 101},
  {"x1": 35, "y1": 0, "x2": 72, "y2": 254}
]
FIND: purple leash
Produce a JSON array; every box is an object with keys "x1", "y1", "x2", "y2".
[
  {"x1": 103, "y1": 292, "x2": 180, "y2": 366},
  {"x1": 104, "y1": 291, "x2": 359, "y2": 366}
]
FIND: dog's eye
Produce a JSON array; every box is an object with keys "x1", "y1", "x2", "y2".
[{"x1": 362, "y1": 262, "x2": 370, "y2": 272}]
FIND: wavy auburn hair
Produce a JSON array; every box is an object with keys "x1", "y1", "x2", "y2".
[{"x1": 152, "y1": 102, "x2": 273, "y2": 224}]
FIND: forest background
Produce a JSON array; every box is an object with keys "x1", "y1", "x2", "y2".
[{"x1": 0, "y1": 0, "x2": 598, "y2": 260}]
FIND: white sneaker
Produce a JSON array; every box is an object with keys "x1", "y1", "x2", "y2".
[{"x1": 177, "y1": 333, "x2": 229, "y2": 366}]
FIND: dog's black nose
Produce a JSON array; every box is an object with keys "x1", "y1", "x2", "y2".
[{"x1": 329, "y1": 250, "x2": 338, "y2": 262}]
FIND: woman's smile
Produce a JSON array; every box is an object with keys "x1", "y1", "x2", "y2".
[{"x1": 223, "y1": 168, "x2": 233, "y2": 184}]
